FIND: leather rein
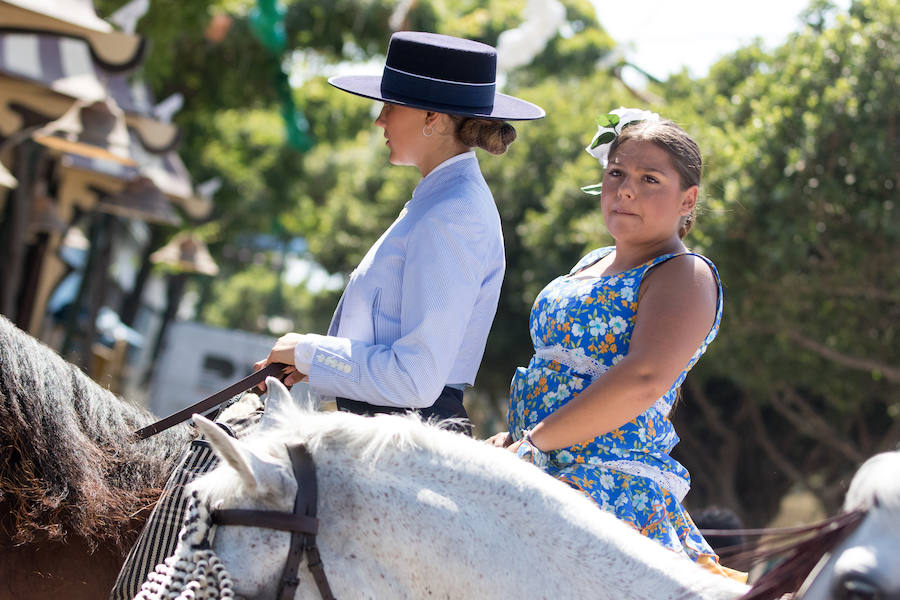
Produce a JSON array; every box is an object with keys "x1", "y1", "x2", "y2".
[{"x1": 135, "y1": 364, "x2": 337, "y2": 599}]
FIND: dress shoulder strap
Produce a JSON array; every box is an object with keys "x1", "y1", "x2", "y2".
[{"x1": 568, "y1": 246, "x2": 615, "y2": 275}]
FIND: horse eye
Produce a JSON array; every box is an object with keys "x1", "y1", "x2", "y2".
[{"x1": 836, "y1": 577, "x2": 881, "y2": 600}]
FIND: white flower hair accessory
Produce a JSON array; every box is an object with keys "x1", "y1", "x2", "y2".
[{"x1": 581, "y1": 106, "x2": 661, "y2": 195}]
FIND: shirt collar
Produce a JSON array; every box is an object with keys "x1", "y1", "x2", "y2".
[
  {"x1": 412, "y1": 151, "x2": 477, "y2": 199},
  {"x1": 428, "y1": 150, "x2": 476, "y2": 177}
]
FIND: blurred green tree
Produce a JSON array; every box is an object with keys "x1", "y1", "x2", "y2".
[{"x1": 663, "y1": 0, "x2": 900, "y2": 522}]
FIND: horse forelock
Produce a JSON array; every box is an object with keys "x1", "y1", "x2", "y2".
[
  {"x1": 0, "y1": 315, "x2": 189, "y2": 549},
  {"x1": 844, "y1": 450, "x2": 900, "y2": 513}
]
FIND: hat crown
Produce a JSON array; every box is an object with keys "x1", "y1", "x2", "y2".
[{"x1": 386, "y1": 31, "x2": 496, "y2": 84}]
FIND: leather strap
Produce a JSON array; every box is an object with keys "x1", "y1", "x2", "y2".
[
  {"x1": 700, "y1": 509, "x2": 867, "y2": 538},
  {"x1": 277, "y1": 443, "x2": 336, "y2": 600},
  {"x1": 134, "y1": 362, "x2": 291, "y2": 440},
  {"x1": 211, "y1": 443, "x2": 335, "y2": 600},
  {"x1": 212, "y1": 509, "x2": 319, "y2": 535}
]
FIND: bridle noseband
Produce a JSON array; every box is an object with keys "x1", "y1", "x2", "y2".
[{"x1": 211, "y1": 443, "x2": 336, "y2": 600}]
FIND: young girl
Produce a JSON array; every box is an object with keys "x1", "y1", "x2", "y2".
[
  {"x1": 256, "y1": 32, "x2": 544, "y2": 431},
  {"x1": 491, "y1": 108, "x2": 745, "y2": 581}
]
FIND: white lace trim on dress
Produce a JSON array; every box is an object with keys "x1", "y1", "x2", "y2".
[
  {"x1": 649, "y1": 397, "x2": 671, "y2": 417},
  {"x1": 534, "y1": 344, "x2": 671, "y2": 416},
  {"x1": 534, "y1": 344, "x2": 609, "y2": 379},
  {"x1": 601, "y1": 459, "x2": 690, "y2": 502}
]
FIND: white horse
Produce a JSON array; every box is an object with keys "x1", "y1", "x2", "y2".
[
  {"x1": 136, "y1": 377, "x2": 748, "y2": 599},
  {"x1": 795, "y1": 449, "x2": 900, "y2": 599},
  {"x1": 135, "y1": 377, "x2": 899, "y2": 599}
]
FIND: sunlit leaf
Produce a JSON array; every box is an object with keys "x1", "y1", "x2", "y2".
[
  {"x1": 580, "y1": 182, "x2": 603, "y2": 195},
  {"x1": 597, "y1": 113, "x2": 620, "y2": 128},
  {"x1": 590, "y1": 130, "x2": 616, "y2": 149}
]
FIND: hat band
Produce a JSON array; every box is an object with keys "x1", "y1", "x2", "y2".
[{"x1": 381, "y1": 65, "x2": 496, "y2": 110}]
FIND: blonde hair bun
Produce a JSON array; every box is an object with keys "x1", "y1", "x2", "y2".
[{"x1": 454, "y1": 118, "x2": 517, "y2": 155}]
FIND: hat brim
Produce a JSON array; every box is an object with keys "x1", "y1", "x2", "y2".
[{"x1": 328, "y1": 75, "x2": 545, "y2": 121}]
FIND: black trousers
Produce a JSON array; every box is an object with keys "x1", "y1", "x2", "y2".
[{"x1": 336, "y1": 386, "x2": 472, "y2": 436}]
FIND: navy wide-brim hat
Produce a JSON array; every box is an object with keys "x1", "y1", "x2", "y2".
[{"x1": 328, "y1": 31, "x2": 545, "y2": 121}]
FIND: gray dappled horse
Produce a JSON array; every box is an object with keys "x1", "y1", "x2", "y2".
[{"x1": 2, "y1": 314, "x2": 897, "y2": 599}]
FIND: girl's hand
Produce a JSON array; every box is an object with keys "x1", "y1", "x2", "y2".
[
  {"x1": 485, "y1": 431, "x2": 513, "y2": 448},
  {"x1": 506, "y1": 438, "x2": 523, "y2": 453},
  {"x1": 266, "y1": 332, "x2": 305, "y2": 365}
]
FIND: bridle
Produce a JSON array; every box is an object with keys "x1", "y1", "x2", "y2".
[
  {"x1": 211, "y1": 442, "x2": 336, "y2": 600},
  {"x1": 135, "y1": 363, "x2": 336, "y2": 599}
]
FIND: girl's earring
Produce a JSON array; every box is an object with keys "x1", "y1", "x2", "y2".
[{"x1": 422, "y1": 124, "x2": 434, "y2": 137}]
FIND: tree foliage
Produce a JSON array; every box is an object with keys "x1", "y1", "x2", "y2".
[{"x1": 664, "y1": 0, "x2": 899, "y2": 521}]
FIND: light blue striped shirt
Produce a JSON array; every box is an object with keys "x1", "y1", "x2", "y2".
[{"x1": 295, "y1": 152, "x2": 505, "y2": 408}]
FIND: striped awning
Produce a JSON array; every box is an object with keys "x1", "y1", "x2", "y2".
[
  {"x1": 60, "y1": 131, "x2": 211, "y2": 220},
  {"x1": 0, "y1": 31, "x2": 180, "y2": 151},
  {"x1": 0, "y1": 26, "x2": 209, "y2": 220},
  {"x1": 0, "y1": 0, "x2": 144, "y2": 71}
]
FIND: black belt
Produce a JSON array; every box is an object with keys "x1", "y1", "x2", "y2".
[{"x1": 336, "y1": 386, "x2": 471, "y2": 435}]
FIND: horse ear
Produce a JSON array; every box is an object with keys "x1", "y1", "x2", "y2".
[
  {"x1": 265, "y1": 376, "x2": 292, "y2": 410},
  {"x1": 289, "y1": 380, "x2": 320, "y2": 413},
  {"x1": 260, "y1": 375, "x2": 317, "y2": 431},
  {"x1": 193, "y1": 413, "x2": 280, "y2": 493}
]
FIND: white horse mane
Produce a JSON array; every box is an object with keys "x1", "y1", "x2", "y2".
[
  {"x1": 196, "y1": 387, "x2": 486, "y2": 503},
  {"x1": 258, "y1": 402, "x2": 469, "y2": 465}
]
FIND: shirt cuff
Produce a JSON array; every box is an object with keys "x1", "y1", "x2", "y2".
[{"x1": 293, "y1": 334, "x2": 328, "y2": 373}]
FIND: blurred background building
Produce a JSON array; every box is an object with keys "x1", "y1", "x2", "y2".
[{"x1": 0, "y1": 0, "x2": 218, "y2": 412}]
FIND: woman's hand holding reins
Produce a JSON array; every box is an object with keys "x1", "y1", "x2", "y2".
[{"x1": 254, "y1": 333, "x2": 310, "y2": 391}]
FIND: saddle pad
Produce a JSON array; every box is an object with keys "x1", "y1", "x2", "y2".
[{"x1": 109, "y1": 437, "x2": 220, "y2": 600}]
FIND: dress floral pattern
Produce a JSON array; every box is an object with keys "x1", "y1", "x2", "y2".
[{"x1": 508, "y1": 246, "x2": 730, "y2": 571}]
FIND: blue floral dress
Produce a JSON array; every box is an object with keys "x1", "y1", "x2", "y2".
[{"x1": 508, "y1": 247, "x2": 738, "y2": 577}]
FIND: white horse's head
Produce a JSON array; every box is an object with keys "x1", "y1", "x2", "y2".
[
  {"x1": 189, "y1": 378, "x2": 321, "y2": 598},
  {"x1": 188, "y1": 377, "x2": 749, "y2": 600},
  {"x1": 796, "y1": 450, "x2": 900, "y2": 599}
]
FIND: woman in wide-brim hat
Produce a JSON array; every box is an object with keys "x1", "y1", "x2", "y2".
[{"x1": 257, "y1": 31, "x2": 544, "y2": 431}]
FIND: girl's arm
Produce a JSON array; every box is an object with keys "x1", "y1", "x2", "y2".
[{"x1": 521, "y1": 254, "x2": 718, "y2": 452}]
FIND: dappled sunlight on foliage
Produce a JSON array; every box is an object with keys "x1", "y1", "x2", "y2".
[{"x1": 203, "y1": 264, "x2": 340, "y2": 335}]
